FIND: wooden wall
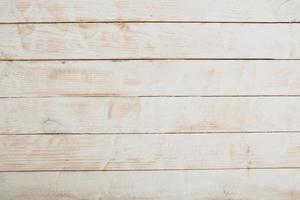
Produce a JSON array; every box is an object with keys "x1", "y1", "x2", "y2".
[{"x1": 0, "y1": 0, "x2": 300, "y2": 199}]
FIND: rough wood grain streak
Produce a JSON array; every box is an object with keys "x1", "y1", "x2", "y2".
[
  {"x1": 1, "y1": 169, "x2": 300, "y2": 200},
  {"x1": 1, "y1": 97, "x2": 300, "y2": 134},
  {"x1": 1, "y1": 133, "x2": 300, "y2": 171},
  {"x1": 1, "y1": 24, "x2": 300, "y2": 59},
  {"x1": 1, "y1": 0, "x2": 300, "y2": 22},
  {"x1": 2, "y1": 60, "x2": 300, "y2": 97}
]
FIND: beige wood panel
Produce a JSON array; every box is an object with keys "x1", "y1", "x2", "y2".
[
  {"x1": 1, "y1": 97, "x2": 300, "y2": 134},
  {"x1": 1, "y1": 169, "x2": 300, "y2": 200},
  {"x1": 1, "y1": 0, "x2": 300, "y2": 23},
  {"x1": 2, "y1": 60, "x2": 300, "y2": 97},
  {"x1": 1, "y1": 23, "x2": 300, "y2": 59},
  {"x1": 1, "y1": 133, "x2": 300, "y2": 171}
]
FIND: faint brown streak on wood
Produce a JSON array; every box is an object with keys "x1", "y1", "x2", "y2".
[
  {"x1": 64, "y1": 93, "x2": 121, "y2": 97},
  {"x1": 125, "y1": 79, "x2": 141, "y2": 86},
  {"x1": 78, "y1": 23, "x2": 96, "y2": 29},
  {"x1": 16, "y1": 0, "x2": 32, "y2": 13},
  {"x1": 48, "y1": 68, "x2": 74, "y2": 80},
  {"x1": 17, "y1": 24, "x2": 35, "y2": 35},
  {"x1": 16, "y1": 24, "x2": 35, "y2": 50},
  {"x1": 117, "y1": 23, "x2": 130, "y2": 31},
  {"x1": 145, "y1": 42, "x2": 154, "y2": 51},
  {"x1": 107, "y1": 102, "x2": 114, "y2": 119},
  {"x1": 174, "y1": 122, "x2": 224, "y2": 133},
  {"x1": 286, "y1": 145, "x2": 300, "y2": 157},
  {"x1": 107, "y1": 98, "x2": 141, "y2": 119}
]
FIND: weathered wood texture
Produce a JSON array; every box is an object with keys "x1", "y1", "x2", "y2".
[
  {"x1": 1, "y1": 0, "x2": 300, "y2": 23},
  {"x1": 1, "y1": 169, "x2": 300, "y2": 200},
  {"x1": 2, "y1": 60, "x2": 300, "y2": 97},
  {"x1": 1, "y1": 24, "x2": 300, "y2": 59},
  {"x1": 1, "y1": 97, "x2": 300, "y2": 134},
  {"x1": 1, "y1": 133, "x2": 300, "y2": 171},
  {"x1": 1, "y1": 0, "x2": 300, "y2": 199}
]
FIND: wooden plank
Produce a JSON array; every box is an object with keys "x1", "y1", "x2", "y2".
[
  {"x1": 1, "y1": 0, "x2": 300, "y2": 23},
  {"x1": 1, "y1": 169, "x2": 300, "y2": 200},
  {"x1": 1, "y1": 133, "x2": 300, "y2": 171},
  {"x1": 1, "y1": 97, "x2": 300, "y2": 134},
  {"x1": 1, "y1": 23, "x2": 300, "y2": 59},
  {"x1": 2, "y1": 60, "x2": 300, "y2": 97}
]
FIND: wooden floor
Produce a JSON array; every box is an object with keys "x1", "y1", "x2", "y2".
[{"x1": 0, "y1": 1, "x2": 300, "y2": 199}]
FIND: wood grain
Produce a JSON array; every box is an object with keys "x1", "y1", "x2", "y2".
[
  {"x1": 1, "y1": 133, "x2": 300, "y2": 171},
  {"x1": 1, "y1": 169, "x2": 300, "y2": 200},
  {"x1": 1, "y1": 97, "x2": 300, "y2": 134},
  {"x1": 2, "y1": 60, "x2": 300, "y2": 97},
  {"x1": 1, "y1": 0, "x2": 300, "y2": 23},
  {"x1": 1, "y1": 23, "x2": 300, "y2": 59},
  {"x1": 1, "y1": 0, "x2": 300, "y2": 198}
]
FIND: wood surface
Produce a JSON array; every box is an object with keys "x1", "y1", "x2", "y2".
[
  {"x1": 1, "y1": 0, "x2": 300, "y2": 199},
  {"x1": 1, "y1": 0, "x2": 300, "y2": 23},
  {"x1": 1, "y1": 23, "x2": 300, "y2": 60},
  {"x1": 2, "y1": 60, "x2": 300, "y2": 97},
  {"x1": 1, "y1": 97, "x2": 300, "y2": 134},
  {"x1": 1, "y1": 133, "x2": 300, "y2": 171},
  {"x1": 1, "y1": 169, "x2": 300, "y2": 200}
]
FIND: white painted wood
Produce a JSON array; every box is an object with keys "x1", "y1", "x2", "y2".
[
  {"x1": 1, "y1": 1, "x2": 299, "y2": 198},
  {"x1": 2, "y1": 60, "x2": 300, "y2": 97},
  {"x1": 1, "y1": 23, "x2": 300, "y2": 59},
  {"x1": 1, "y1": 0, "x2": 300, "y2": 23},
  {"x1": 1, "y1": 97, "x2": 300, "y2": 134},
  {"x1": 1, "y1": 169, "x2": 300, "y2": 200},
  {"x1": 1, "y1": 133, "x2": 300, "y2": 171}
]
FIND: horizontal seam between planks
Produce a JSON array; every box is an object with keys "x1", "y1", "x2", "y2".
[
  {"x1": 1, "y1": 167, "x2": 300, "y2": 172},
  {"x1": 2, "y1": 95, "x2": 300, "y2": 98},
  {"x1": 2, "y1": 59, "x2": 300, "y2": 63},
  {"x1": 2, "y1": 58, "x2": 300, "y2": 61},
  {"x1": 0, "y1": 21, "x2": 300, "y2": 25},
  {"x1": 1, "y1": 131, "x2": 300, "y2": 135}
]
